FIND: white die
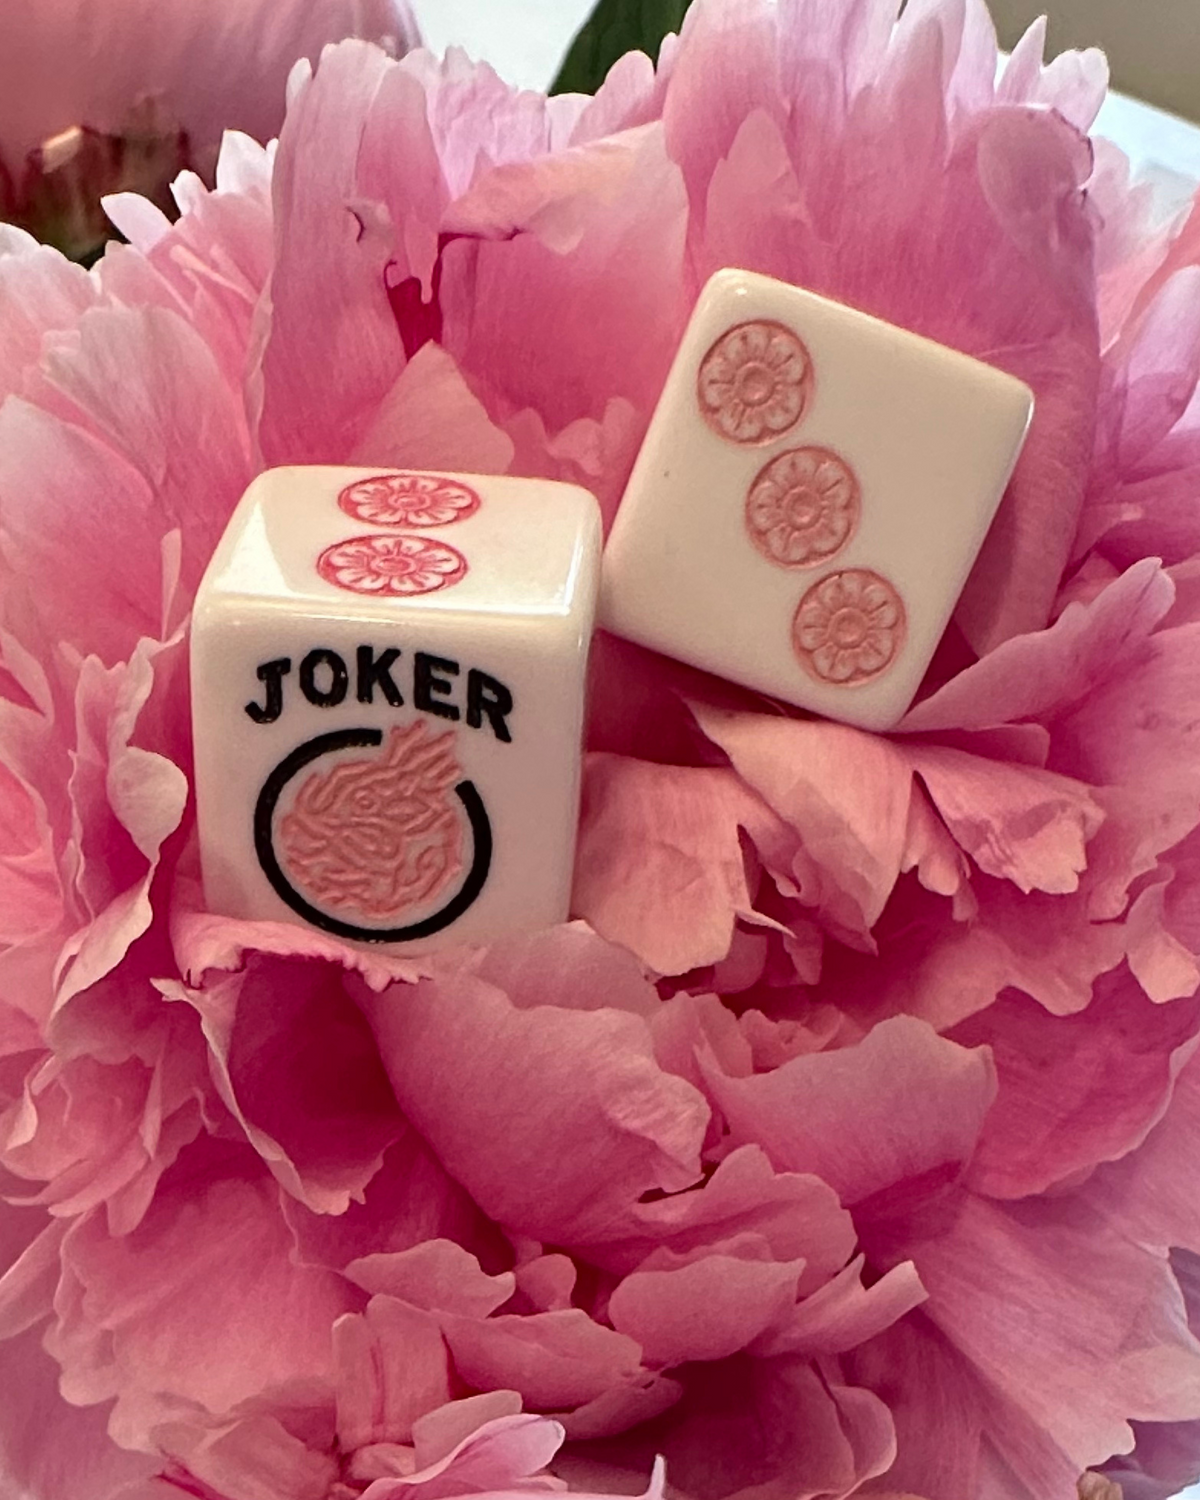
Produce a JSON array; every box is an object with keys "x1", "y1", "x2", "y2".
[
  {"x1": 191, "y1": 467, "x2": 601, "y2": 952},
  {"x1": 600, "y1": 269, "x2": 1033, "y2": 730}
]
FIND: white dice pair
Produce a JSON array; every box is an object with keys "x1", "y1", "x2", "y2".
[{"x1": 192, "y1": 270, "x2": 1032, "y2": 952}]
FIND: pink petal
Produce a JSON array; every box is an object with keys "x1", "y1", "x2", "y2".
[
  {"x1": 752, "y1": 1255, "x2": 927, "y2": 1359},
  {"x1": 0, "y1": 1322, "x2": 162, "y2": 1500},
  {"x1": 259, "y1": 41, "x2": 403, "y2": 466},
  {"x1": 1084, "y1": 1048, "x2": 1200, "y2": 1257},
  {"x1": 440, "y1": 1309, "x2": 644, "y2": 1412},
  {"x1": 900, "y1": 557, "x2": 1174, "y2": 733},
  {"x1": 335, "y1": 1295, "x2": 452, "y2": 1450},
  {"x1": 605, "y1": 1143, "x2": 856, "y2": 1286},
  {"x1": 573, "y1": 755, "x2": 773, "y2": 974},
  {"x1": 0, "y1": 0, "x2": 418, "y2": 170},
  {"x1": 896, "y1": 1191, "x2": 1200, "y2": 1472},
  {"x1": 409, "y1": 1392, "x2": 524, "y2": 1470},
  {"x1": 44, "y1": 1145, "x2": 354, "y2": 1448},
  {"x1": 692, "y1": 706, "x2": 914, "y2": 937},
  {"x1": 350, "y1": 342, "x2": 515, "y2": 474},
  {"x1": 954, "y1": 975, "x2": 1200, "y2": 1199},
  {"x1": 910, "y1": 745, "x2": 1104, "y2": 895},
  {"x1": 173, "y1": 955, "x2": 404, "y2": 1216},
  {"x1": 157, "y1": 1412, "x2": 338, "y2": 1500},
  {"x1": 346, "y1": 1239, "x2": 514, "y2": 1318},
  {"x1": 473, "y1": 923, "x2": 660, "y2": 1019},
  {"x1": 359, "y1": 972, "x2": 707, "y2": 1249},
  {"x1": 607, "y1": 1249, "x2": 807, "y2": 1365},
  {"x1": 701, "y1": 1015, "x2": 996, "y2": 1207}
]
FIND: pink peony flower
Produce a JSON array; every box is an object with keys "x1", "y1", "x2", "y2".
[
  {"x1": 0, "y1": 0, "x2": 418, "y2": 257},
  {"x1": 2, "y1": 3, "x2": 1200, "y2": 1500}
]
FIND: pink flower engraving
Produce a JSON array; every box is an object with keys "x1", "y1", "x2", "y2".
[
  {"x1": 338, "y1": 472, "x2": 482, "y2": 528},
  {"x1": 792, "y1": 568, "x2": 906, "y2": 686},
  {"x1": 278, "y1": 721, "x2": 465, "y2": 924},
  {"x1": 745, "y1": 446, "x2": 860, "y2": 567},
  {"x1": 697, "y1": 319, "x2": 813, "y2": 444},
  {"x1": 317, "y1": 533, "x2": 468, "y2": 596}
]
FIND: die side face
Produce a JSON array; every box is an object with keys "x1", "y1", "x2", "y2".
[
  {"x1": 191, "y1": 467, "x2": 601, "y2": 952},
  {"x1": 600, "y1": 269, "x2": 1034, "y2": 731}
]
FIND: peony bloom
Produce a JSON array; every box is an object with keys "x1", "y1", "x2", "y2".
[
  {"x1": 2, "y1": 3, "x2": 1200, "y2": 1500},
  {"x1": 0, "y1": 0, "x2": 418, "y2": 257}
]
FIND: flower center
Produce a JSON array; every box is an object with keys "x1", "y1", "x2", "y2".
[
  {"x1": 784, "y1": 485, "x2": 822, "y2": 530},
  {"x1": 734, "y1": 362, "x2": 776, "y2": 407},
  {"x1": 828, "y1": 607, "x2": 869, "y2": 649},
  {"x1": 379, "y1": 553, "x2": 418, "y2": 576}
]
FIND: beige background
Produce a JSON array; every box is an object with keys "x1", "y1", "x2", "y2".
[{"x1": 988, "y1": 0, "x2": 1200, "y2": 122}]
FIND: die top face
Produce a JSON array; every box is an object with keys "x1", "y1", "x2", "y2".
[
  {"x1": 200, "y1": 466, "x2": 599, "y2": 622},
  {"x1": 600, "y1": 268, "x2": 1034, "y2": 731}
]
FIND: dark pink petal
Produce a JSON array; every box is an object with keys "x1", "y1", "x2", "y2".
[
  {"x1": 702, "y1": 1015, "x2": 996, "y2": 1207},
  {"x1": 955, "y1": 976, "x2": 1200, "y2": 1199},
  {"x1": 335, "y1": 1295, "x2": 452, "y2": 1450},
  {"x1": 174, "y1": 955, "x2": 404, "y2": 1215},
  {"x1": 0, "y1": 1321, "x2": 162, "y2": 1500},
  {"x1": 346, "y1": 1239, "x2": 514, "y2": 1318},
  {"x1": 440, "y1": 1310, "x2": 645, "y2": 1413},
  {"x1": 359, "y1": 972, "x2": 707, "y2": 1248},
  {"x1": 607, "y1": 1250, "x2": 806, "y2": 1366},
  {"x1": 648, "y1": 1356, "x2": 894, "y2": 1500},
  {"x1": 601, "y1": 1144, "x2": 856, "y2": 1285}
]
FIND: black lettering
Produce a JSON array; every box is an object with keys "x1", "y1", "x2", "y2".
[
  {"x1": 466, "y1": 669, "x2": 513, "y2": 742},
  {"x1": 357, "y1": 645, "x2": 403, "y2": 705},
  {"x1": 245, "y1": 657, "x2": 291, "y2": 724},
  {"x1": 413, "y1": 652, "x2": 460, "y2": 720},
  {"x1": 299, "y1": 649, "x2": 349, "y2": 707}
]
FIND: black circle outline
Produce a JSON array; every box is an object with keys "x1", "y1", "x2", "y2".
[{"x1": 253, "y1": 727, "x2": 492, "y2": 942}]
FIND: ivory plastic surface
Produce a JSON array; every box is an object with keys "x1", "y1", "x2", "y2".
[
  {"x1": 601, "y1": 268, "x2": 1034, "y2": 731},
  {"x1": 191, "y1": 466, "x2": 601, "y2": 952}
]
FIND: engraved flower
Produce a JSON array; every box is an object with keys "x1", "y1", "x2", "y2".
[
  {"x1": 316, "y1": 533, "x2": 468, "y2": 596},
  {"x1": 792, "y1": 567, "x2": 905, "y2": 685},
  {"x1": 697, "y1": 319, "x2": 813, "y2": 444},
  {"x1": 745, "y1": 446, "x2": 860, "y2": 567},
  {"x1": 339, "y1": 472, "x2": 482, "y2": 528},
  {"x1": 278, "y1": 721, "x2": 464, "y2": 924}
]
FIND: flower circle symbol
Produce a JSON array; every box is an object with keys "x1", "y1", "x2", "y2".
[
  {"x1": 697, "y1": 319, "x2": 813, "y2": 444},
  {"x1": 338, "y1": 472, "x2": 482, "y2": 528},
  {"x1": 745, "y1": 446, "x2": 860, "y2": 567},
  {"x1": 792, "y1": 568, "x2": 906, "y2": 686},
  {"x1": 317, "y1": 533, "x2": 468, "y2": 596}
]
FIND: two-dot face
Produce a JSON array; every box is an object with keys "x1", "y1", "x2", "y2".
[
  {"x1": 600, "y1": 268, "x2": 1034, "y2": 731},
  {"x1": 318, "y1": 474, "x2": 479, "y2": 598},
  {"x1": 697, "y1": 318, "x2": 906, "y2": 689}
]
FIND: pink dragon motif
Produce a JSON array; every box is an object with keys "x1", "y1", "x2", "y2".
[{"x1": 277, "y1": 722, "x2": 465, "y2": 923}]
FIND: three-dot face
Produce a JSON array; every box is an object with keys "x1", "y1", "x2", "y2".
[
  {"x1": 601, "y1": 268, "x2": 1033, "y2": 731},
  {"x1": 191, "y1": 466, "x2": 602, "y2": 953}
]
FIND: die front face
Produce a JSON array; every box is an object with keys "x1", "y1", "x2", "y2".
[
  {"x1": 600, "y1": 269, "x2": 1034, "y2": 730},
  {"x1": 191, "y1": 467, "x2": 601, "y2": 952}
]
